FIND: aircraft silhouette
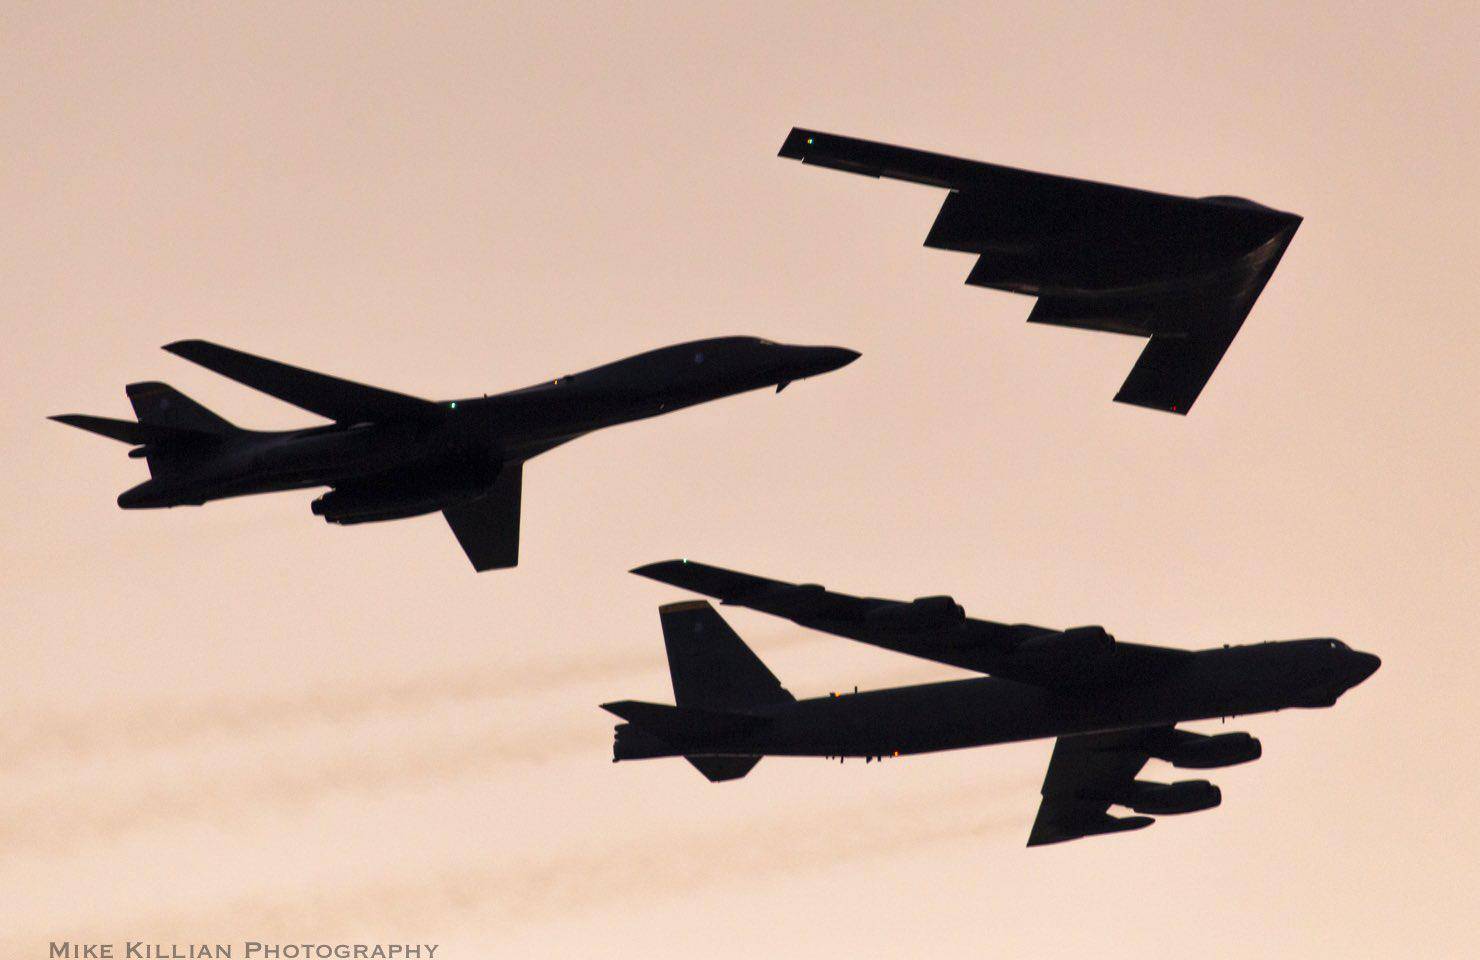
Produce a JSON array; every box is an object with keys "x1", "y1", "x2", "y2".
[
  {"x1": 52, "y1": 338, "x2": 858, "y2": 570},
  {"x1": 606, "y1": 561, "x2": 1380, "y2": 845},
  {"x1": 780, "y1": 127, "x2": 1302, "y2": 414}
]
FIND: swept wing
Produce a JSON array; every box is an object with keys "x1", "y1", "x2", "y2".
[
  {"x1": 779, "y1": 128, "x2": 1302, "y2": 413},
  {"x1": 164, "y1": 339, "x2": 442, "y2": 423},
  {"x1": 631, "y1": 560, "x2": 1190, "y2": 689},
  {"x1": 1028, "y1": 725, "x2": 1254, "y2": 845},
  {"x1": 442, "y1": 462, "x2": 523, "y2": 572}
]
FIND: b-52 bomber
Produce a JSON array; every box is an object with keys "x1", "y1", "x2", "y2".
[
  {"x1": 606, "y1": 560, "x2": 1379, "y2": 846},
  {"x1": 780, "y1": 127, "x2": 1302, "y2": 414},
  {"x1": 51, "y1": 339, "x2": 858, "y2": 571}
]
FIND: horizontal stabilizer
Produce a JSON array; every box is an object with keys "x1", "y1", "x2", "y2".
[
  {"x1": 49, "y1": 414, "x2": 220, "y2": 447},
  {"x1": 605, "y1": 701, "x2": 766, "y2": 780},
  {"x1": 685, "y1": 755, "x2": 761, "y2": 782},
  {"x1": 164, "y1": 339, "x2": 441, "y2": 424},
  {"x1": 600, "y1": 700, "x2": 766, "y2": 739}
]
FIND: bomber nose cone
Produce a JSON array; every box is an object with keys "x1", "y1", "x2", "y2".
[
  {"x1": 773, "y1": 345, "x2": 860, "y2": 392},
  {"x1": 1348, "y1": 651, "x2": 1382, "y2": 686},
  {"x1": 832, "y1": 347, "x2": 862, "y2": 367},
  {"x1": 833, "y1": 347, "x2": 863, "y2": 369},
  {"x1": 807, "y1": 346, "x2": 861, "y2": 375}
]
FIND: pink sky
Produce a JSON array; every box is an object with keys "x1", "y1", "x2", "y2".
[{"x1": 4, "y1": 3, "x2": 1477, "y2": 957}]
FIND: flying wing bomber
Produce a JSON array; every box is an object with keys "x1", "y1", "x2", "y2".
[
  {"x1": 779, "y1": 127, "x2": 1303, "y2": 413},
  {"x1": 51, "y1": 338, "x2": 858, "y2": 571},
  {"x1": 615, "y1": 563, "x2": 1379, "y2": 845}
]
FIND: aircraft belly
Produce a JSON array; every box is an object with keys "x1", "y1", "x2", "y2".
[
  {"x1": 150, "y1": 429, "x2": 442, "y2": 506},
  {"x1": 250, "y1": 429, "x2": 419, "y2": 480},
  {"x1": 750, "y1": 672, "x2": 1300, "y2": 759}
]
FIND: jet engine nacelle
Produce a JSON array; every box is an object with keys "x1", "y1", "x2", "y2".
[
  {"x1": 1010, "y1": 625, "x2": 1115, "y2": 669},
  {"x1": 743, "y1": 583, "x2": 827, "y2": 616},
  {"x1": 864, "y1": 595, "x2": 966, "y2": 632},
  {"x1": 1156, "y1": 732, "x2": 1262, "y2": 769},
  {"x1": 312, "y1": 486, "x2": 466, "y2": 525},
  {"x1": 1120, "y1": 779, "x2": 1222, "y2": 816}
]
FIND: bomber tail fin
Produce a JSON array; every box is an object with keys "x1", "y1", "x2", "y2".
[
  {"x1": 126, "y1": 382, "x2": 237, "y2": 434},
  {"x1": 603, "y1": 602, "x2": 792, "y2": 782},
  {"x1": 601, "y1": 700, "x2": 768, "y2": 781},
  {"x1": 659, "y1": 600, "x2": 795, "y2": 711},
  {"x1": 49, "y1": 414, "x2": 178, "y2": 446},
  {"x1": 51, "y1": 383, "x2": 239, "y2": 479}
]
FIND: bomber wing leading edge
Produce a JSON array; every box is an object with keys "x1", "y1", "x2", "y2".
[
  {"x1": 165, "y1": 339, "x2": 443, "y2": 424},
  {"x1": 631, "y1": 559, "x2": 1192, "y2": 689},
  {"x1": 779, "y1": 127, "x2": 1302, "y2": 413}
]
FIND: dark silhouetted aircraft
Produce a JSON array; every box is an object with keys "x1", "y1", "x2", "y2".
[
  {"x1": 779, "y1": 127, "x2": 1302, "y2": 414},
  {"x1": 51, "y1": 339, "x2": 858, "y2": 571},
  {"x1": 606, "y1": 561, "x2": 1379, "y2": 846}
]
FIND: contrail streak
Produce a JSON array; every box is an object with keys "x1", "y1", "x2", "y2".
[
  {"x1": 0, "y1": 628, "x2": 810, "y2": 770},
  {"x1": 0, "y1": 641, "x2": 963, "y2": 856},
  {"x1": 0, "y1": 721, "x2": 598, "y2": 857},
  {"x1": 41, "y1": 771, "x2": 1034, "y2": 945}
]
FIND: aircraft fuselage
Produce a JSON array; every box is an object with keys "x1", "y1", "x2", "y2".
[
  {"x1": 614, "y1": 638, "x2": 1381, "y2": 761},
  {"x1": 116, "y1": 337, "x2": 857, "y2": 512}
]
